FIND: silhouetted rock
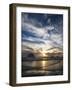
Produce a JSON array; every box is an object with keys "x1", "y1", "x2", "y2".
[{"x1": 27, "y1": 53, "x2": 35, "y2": 58}]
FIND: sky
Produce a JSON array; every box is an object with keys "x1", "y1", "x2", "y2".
[{"x1": 21, "y1": 12, "x2": 63, "y2": 52}]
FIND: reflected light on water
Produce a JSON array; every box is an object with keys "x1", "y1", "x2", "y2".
[
  {"x1": 41, "y1": 60, "x2": 48, "y2": 73},
  {"x1": 41, "y1": 50, "x2": 47, "y2": 70},
  {"x1": 42, "y1": 61, "x2": 46, "y2": 67}
]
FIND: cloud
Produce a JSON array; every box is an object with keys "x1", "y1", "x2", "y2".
[
  {"x1": 22, "y1": 22, "x2": 55, "y2": 39},
  {"x1": 43, "y1": 14, "x2": 48, "y2": 19},
  {"x1": 22, "y1": 23, "x2": 63, "y2": 48},
  {"x1": 22, "y1": 13, "x2": 43, "y2": 27},
  {"x1": 50, "y1": 34, "x2": 63, "y2": 44},
  {"x1": 22, "y1": 39, "x2": 53, "y2": 51},
  {"x1": 22, "y1": 22, "x2": 48, "y2": 38},
  {"x1": 47, "y1": 18, "x2": 51, "y2": 24},
  {"x1": 22, "y1": 36, "x2": 45, "y2": 44},
  {"x1": 21, "y1": 13, "x2": 63, "y2": 51}
]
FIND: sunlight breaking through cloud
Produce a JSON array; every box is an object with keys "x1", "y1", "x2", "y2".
[{"x1": 21, "y1": 13, "x2": 63, "y2": 52}]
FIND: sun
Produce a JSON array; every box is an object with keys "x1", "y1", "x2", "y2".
[
  {"x1": 41, "y1": 50, "x2": 47, "y2": 57},
  {"x1": 42, "y1": 60, "x2": 46, "y2": 66},
  {"x1": 42, "y1": 53, "x2": 46, "y2": 56}
]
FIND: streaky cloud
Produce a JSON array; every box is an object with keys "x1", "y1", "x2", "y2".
[{"x1": 21, "y1": 13, "x2": 63, "y2": 51}]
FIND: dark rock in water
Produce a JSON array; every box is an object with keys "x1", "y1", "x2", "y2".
[
  {"x1": 27, "y1": 53, "x2": 35, "y2": 58},
  {"x1": 22, "y1": 53, "x2": 37, "y2": 61}
]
